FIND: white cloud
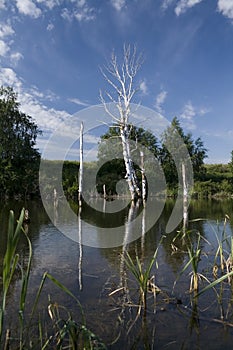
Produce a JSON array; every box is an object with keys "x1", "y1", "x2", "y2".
[
  {"x1": 175, "y1": 0, "x2": 203, "y2": 16},
  {"x1": 161, "y1": 0, "x2": 176, "y2": 10},
  {"x1": 77, "y1": 0, "x2": 86, "y2": 7},
  {"x1": 74, "y1": 2, "x2": 95, "y2": 22},
  {"x1": 0, "y1": 68, "x2": 70, "y2": 135},
  {"x1": 180, "y1": 100, "x2": 196, "y2": 129},
  {"x1": 69, "y1": 98, "x2": 90, "y2": 107},
  {"x1": 10, "y1": 52, "x2": 24, "y2": 64},
  {"x1": 0, "y1": 24, "x2": 15, "y2": 58},
  {"x1": 0, "y1": 24, "x2": 14, "y2": 38},
  {"x1": 61, "y1": 8, "x2": 73, "y2": 21},
  {"x1": 179, "y1": 100, "x2": 209, "y2": 130},
  {"x1": 0, "y1": 68, "x2": 22, "y2": 89},
  {"x1": 15, "y1": 0, "x2": 42, "y2": 18},
  {"x1": 217, "y1": 0, "x2": 233, "y2": 20},
  {"x1": 47, "y1": 23, "x2": 54, "y2": 31},
  {"x1": 199, "y1": 107, "x2": 211, "y2": 115},
  {"x1": 61, "y1": 2, "x2": 95, "y2": 22},
  {"x1": 0, "y1": 40, "x2": 10, "y2": 56},
  {"x1": 139, "y1": 80, "x2": 148, "y2": 95},
  {"x1": 74, "y1": 11, "x2": 95, "y2": 22},
  {"x1": 155, "y1": 90, "x2": 167, "y2": 113},
  {"x1": 180, "y1": 101, "x2": 195, "y2": 119},
  {"x1": 0, "y1": 0, "x2": 6, "y2": 9},
  {"x1": 36, "y1": 0, "x2": 60, "y2": 10},
  {"x1": 111, "y1": 0, "x2": 126, "y2": 11}
]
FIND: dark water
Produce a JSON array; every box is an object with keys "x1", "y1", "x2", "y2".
[{"x1": 1, "y1": 198, "x2": 233, "y2": 349}]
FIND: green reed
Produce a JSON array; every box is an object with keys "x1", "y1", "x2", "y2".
[
  {"x1": 124, "y1": 241, "x2": 161, "y2": 315},
  {"x1": 173, "y1": 231, "x2": 209, "y2": 296},
  {"x1": 0, "y1": 210, "x2": 106, "y2": 350},
  {"x1": 0, "y1": 208, "x2": 25, "y2": 346}
]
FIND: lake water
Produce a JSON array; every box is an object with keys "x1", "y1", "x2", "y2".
[{"x1": 1, "y1": 198, "x2": 233, "y2": 349}]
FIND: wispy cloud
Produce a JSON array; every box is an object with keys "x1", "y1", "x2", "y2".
[
  {"x1": 61, "y1": 8, "x2": 73, "y2": 22},
  {"x1": 175, "y1": 0, "x2": 204, "y2": 16},
  {"x1": 74, "y1": 0, "x2": 96, "y2": 22},
  {"x1": 155, "y1": 90, "x2": 167, "y2": 113},
  {"x1": 61, "y1": 1, "x2": 96, "y2": 22},
  {"x1": 0, "y1": 40, "x2": 9, "y2": 56},
  {"x1": 47, "y1": 23, "x2": 54, "y2": 31},
  {"x1": 15, "y1": 0, "x2": 42, "y2": 18},
  {"x1": 36, "y1": 0, "x2": 60, "y2": 10},
  {"x1": 179, "y1": 100, "x2": 209, "y2": 130},
  {"x1": 69, "y1": 97, "x2": 90, "y2": 107},
  {"x1": 180, "y1": 100, "x2": 195, "y2": 123},
  {"x1": 161, "y1": 0, "x2": 176, "y2": 10},
  {"x1": 10, "y1": 52, "x2": 24, "y2": 64},
  {"x1": 217, "y1": 0, "x2": 233, "y2": 20},
  {"x1": 0, "y1": 23, "x2": 14, "y2": 38},
  {"x1": 111, "y1": 0, "x2": 126, "y2": 11},
  {"x1": 0, "y1": 0, "x2": 6, "y2": 9},
  {"x1": 139, "y1": 80, "x2": 148, "y2": 95}
]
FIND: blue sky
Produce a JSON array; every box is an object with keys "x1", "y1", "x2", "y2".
[{"x1": 0, "y1": 0, "x2": 233, "y2": 163}]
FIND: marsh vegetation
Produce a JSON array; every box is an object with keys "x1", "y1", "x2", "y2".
[{"x1": 1, "y1": 199, "x2": 233, "y2": 349}]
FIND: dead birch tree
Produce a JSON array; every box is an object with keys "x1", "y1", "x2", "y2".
[
  {"x1": 78, "y1": 121, "x2": 84, "y2": 206},
  {"x1": 100, "y1": 44, "x2": 143, "y2": 201}
]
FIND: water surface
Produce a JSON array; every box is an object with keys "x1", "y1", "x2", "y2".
[{"x1": 1, "y1": 198, "x2": 233, "y2": 349}]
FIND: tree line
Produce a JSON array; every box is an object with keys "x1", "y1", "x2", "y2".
[
  {"x1": 97, "y1": 117, "x2": 208, "y2": 197},
  {"x1": 0, "y1": 81, "x2": 232, "y2": 200}
]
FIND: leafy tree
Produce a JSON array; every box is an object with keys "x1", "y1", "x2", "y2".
[
  {"x1": 160, "y1": 117, "x2": 208, "y2": 189},
  {"x1": 0, "y1": 86, "x2": 41, "y2": 198},
  {"x1": 97, "y1": 124, "x2": 160, "y2": 195},
  {"x1": 229, "y1": 150, "x2": 233, "y2": 174}
]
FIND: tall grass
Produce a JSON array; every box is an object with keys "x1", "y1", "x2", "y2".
[
  {"x1": 0, "y1": 208, "x2": 25, "y2": 347},
  {"x1": 124, "y1": 240, "x2": 162, "y2": 316},
  {"x1": 0, "y1": 209, "x2": 106, "y2": 350}
]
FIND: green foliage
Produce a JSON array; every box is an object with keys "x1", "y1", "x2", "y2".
[
  {"x1": 97, "y1": 124, "x2": 160, "y2": 195},
  {"x1": 97, "y1": 118, "x2": 208, "y2": 196},
  {"x1": 160, "y1": 117, "x2": 208, "y2": 188},
  {"x1": 124, "y1": 244, "x2": 161, "y2": 312},
  {"x1": 0, "y1": 209, "x2": 106, "y2": 349},
  {"x1": 0, "y1": 208, "x2": 31, "y2": 348},
  {"x1": 229, "y1": 150, "x2": 233, "y2": 174},
  {"x1": 193, "y1": 164, "x2": 233, "y2": 198},
  {"x1": 98, "y1": 124, "x2": 159, "y2": 163},
  {"x1": 62, "y1": 161, "x2": 79, "y2": 198},
  {"x1": 0, "y1": 86, "x2": 41, "y2": 199},
  {"x1": 96, "y1": 158, "x2": 126, "y2": 195}
]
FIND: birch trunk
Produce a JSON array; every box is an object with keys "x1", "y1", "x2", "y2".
[
  {"x1": 78, "y1": 122, "x2": 84, "y2": 206},
  {"x1": 120, "y1": 125, "x2": 141, "y2": 201},
  {"x1": 100, "y1": 44, "x2": 143, "y2": 202},
  {"x1": 140, "y1": 150, "x2": 147, "y2": 203},
  {"x1": 182, "y1": 162, "x2": 188, "y2": 230},
  {"x1": 78, "y1": 206, "x2": 83, "y2": 290}
]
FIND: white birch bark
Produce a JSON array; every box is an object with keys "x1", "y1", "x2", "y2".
[
  {"x1": 100, "y1": 44, "x2": 143, "y2": 201},
  {"x1": 78, "y1": 122, "x2": 84, "y2": 206},
  {"x1": 78, "y1": 206, "x2": 83, "y2": 290},
  {"x1": 182, "y1": 162, "x2": 188, "y2": 230},
  {"x1": 140, "y1": 150, "x2": 147, "y2": 203}
]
